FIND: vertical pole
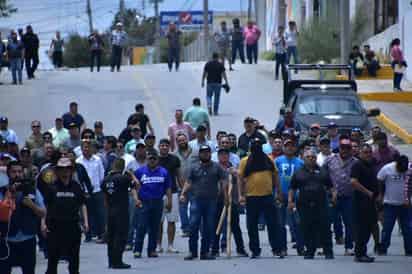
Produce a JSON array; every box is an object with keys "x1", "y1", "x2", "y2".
[
  {"x1": 154, "y1": 0, "x2": 160, "y2": 63},
  {"x1": 340, "y1": 0, "x2": 350, "y2": 64},
  {"x1": 248, "y1": 0, "x2": 252, "y2": 21},
  {"x1": 203, "y1": 0, "x2": 209, "y2": 60},
  {"x1": 86, "y1": 0, "x2": 93, "y2": 34}
]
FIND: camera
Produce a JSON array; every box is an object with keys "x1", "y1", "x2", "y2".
[{"x1": 12, "y1": 179, "x2": 36, "y2": 198}]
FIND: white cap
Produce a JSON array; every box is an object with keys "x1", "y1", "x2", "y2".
[{"x1": 116, "y1": 22, "x2": 123, "y2": 27}]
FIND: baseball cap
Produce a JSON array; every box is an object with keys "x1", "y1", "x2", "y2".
[
  {"x1": 310, "y1": 123, "x2": 321, "y2": 129},
  {"x1": 20, "y1": 147, "x2": 31, "y2": 155},
  {"x1": 0, "y1": 117, "x2": 8, "y2": 123},
  {"x1": 217, "y1": 148, "x2": 230, "y2": 154},
  {"x1": 199, "y1": 145, "x2": 211, "y2": 152},
  {"x1": 281, "y1": 128, "x2": 295, "y2": 137},
  {"x1": 56, "y1": 157, "x2": 73, "y2": 168},
  {"x1": 284, "y1": 139, "x2": 295, "y2": 146},
  {"x1": 94, "y1": 121, "x2": 103, "y2": 128},
  {"x1": 339, "y1": 138, "x2": 352, "y2": 146},
  {"x1": 244, "y1": 117, "x2": 255, "y2": 123},
  {"x1": 68, "y1": 122, "x2": 77, "y2": 128},
  {"x1": 303, "y1": 148, "x2": 317, "y2": 157},
  {"x1": 116, "y1": 22, "x2": 123, "y2": 26},
  {"x1": 55, "y1": 117, "x2": 63, "y2": 121},
  {"x1": 351, "y1": 127, "x2": 361, "y2": 133},
  {"x1": 136, "y1": 142, "x2": 145, "y2": 148},
  {"x1": 146, "y1": 149, "x2": 159, "y2": 158},
  {"x1": 319, "y1": 137, "x2": 330, "y2": 145},
  {"x1": 268, "y1": 130, "x2": 280, "y2": 138},
  {"x1": 327, "y1": 122, "x2": 337, "y2": 129},
  {"x1": 145, "y1": 133, "x2": 155, "y2": 139}
]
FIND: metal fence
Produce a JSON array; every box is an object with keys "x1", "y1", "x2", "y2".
[{"x1": 182, "y1": 33, "x2": 218, "y2": 62}]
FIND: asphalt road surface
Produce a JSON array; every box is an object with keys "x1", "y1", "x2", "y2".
[{"x1": 0, "y1": 62, "x2": 411, "y2": 274}]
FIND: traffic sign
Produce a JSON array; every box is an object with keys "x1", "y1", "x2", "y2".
[{"x1": 160, "y1": 11, "x2": 213, "y2": 33}]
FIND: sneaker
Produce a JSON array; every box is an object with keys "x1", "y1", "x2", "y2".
[
  {"x1": 181, "y1": 232, "x2": 190, "y2": 238},
  {"x1": 258, "y1": 224, "x2": 265, "y2": 231},
  {"x1": 111, "y1": 263, "x2": 131, "y2": 269},
  {"x1": 200, "y1": 254, "x2": 216, "y2": 260},
  {"x1": 133, "y1": 252, "x2": 141, "y2": 258},
  {"x1": 210, "y1": 251, "x2": 219, "y2": 257},
  {"x1": 148, "y1": 252, "x2": 159, "y2": 258},
  {"x1": 344, "y1": 249, "x2": 355, "y2": 256},
  {"x1": 125, "y1": 244, "x2": 132, "y2": 251},
  {"x1": 354, "y1": 256, "x2": 375, "y2": 263},
  {"x1": 95, "y1": 238, "x2": 106, "y2": 244},
  {"x1": 297, "y1": 249, "x2": 305, "y2": 256},
  {"x1": 167, "y1": 246, "x2": 179, "y2": 253},
  {"x1": 377, "y1": 249, "x2": 387, "y2": 256},
  {"x1": 325, "y1": 253, "x2": 334, "y2": 259},
  {"x1": 208, "y1": 107, "x2": 212, "y2": 115},
  {"x1": 280, "y1": 250, "x2": 287, "y2": 258},
  {"x1": 304, "y1": 254, "x2": 315, "y2": 259},
  {"x1": 156, "y1": 247, "x2": 164, "y2": 253},
  {"x1": 250, "y1": 253, "x2": 260, "y2": 259},
  {"x1": 184, "y1": 253, "x2": 198, "y2": 260}
]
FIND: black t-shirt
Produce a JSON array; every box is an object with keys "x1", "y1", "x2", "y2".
[
  {"x1": 159, "y1": 154, "x2": 181, "y2": 193},
  {"x1": 44, "y1": 180, "x2": 86, "y2": 224},
  {"x1": 204, "y1": 60, "x2": 225, "y2": 84},
  {"x1": 351, "y1": 160, "x2": 378, "y2": 203},
  {"x1": 290, "y1": 165, "x2": 332, "y2": 207},
  {"x1": 188, "y1": 161, "x2": 228, "y2": 199},
  {"x1": 126, "y1": 113, "x2": 150, "y2": 137},
  {"x1": 237, "y1": 130, "x2": 267, "y2": 157},
  {"x1": 118, "y1": 127, "x2": 132, "y2": 144},
  {"x1": 101, "y1": 172, "x2": 134, "y2": 213}
]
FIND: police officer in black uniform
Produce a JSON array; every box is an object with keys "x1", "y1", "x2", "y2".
[
  {"x1": 43, "y1": 158, "x2": 89, "y2": 274},
  {"x1": 289, "y1": 148, "x2": 336, "y2": 259},
  {"x1": 101, "y1": 158, "x2": 139, "y2": 269}
]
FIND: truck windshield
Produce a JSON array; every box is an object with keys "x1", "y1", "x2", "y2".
[{"x1": 297, "y1": 95, "x2": 362, "y2": 115}]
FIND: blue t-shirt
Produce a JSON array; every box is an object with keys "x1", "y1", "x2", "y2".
[
  {"x1": 135, "y1": 165, "x2": 171, "y2": 200},
  {"x1": 62, "y1": 112, "x2": 85, "y2": 129},
  {"x1": 275, "y1": 155, "x2": 303, "y2": 196}
]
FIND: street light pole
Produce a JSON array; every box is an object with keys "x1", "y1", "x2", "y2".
[
  {"x1": 86, "y1": 0, "x2": 93, "y2": 34},
  {"x1": 340, "y1": 0, "x2": 350, "y2": 65},
  {"x1": 154, "y1": 0, "x2": 160, "y2": 63},
  {"x1": 203, "y1": 0, "x2": 209, "y2": 60}
]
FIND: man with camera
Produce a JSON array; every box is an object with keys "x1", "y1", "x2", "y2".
[{"x1": 0, "y1": 160, "x2": 46, "y2": 274}]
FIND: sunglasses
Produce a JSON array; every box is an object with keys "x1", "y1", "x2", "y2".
[
  {"x1": 148, "y1": 157, "x2": 158, "y2": 161},
  {"x1": 32, "y1": 125, "x2": 40, "y2": 128}
]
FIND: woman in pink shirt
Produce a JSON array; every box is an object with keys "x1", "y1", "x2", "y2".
[
  {"x1": 243, "y1": 21, "x2": 261, "y2": 64},
  {"x1": 390, "y1": 38, "x2": 408, "y2": 91}
]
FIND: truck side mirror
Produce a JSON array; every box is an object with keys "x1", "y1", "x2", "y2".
[{"x1": 367, "y1": 107, "x2": 381, "y2": 117}]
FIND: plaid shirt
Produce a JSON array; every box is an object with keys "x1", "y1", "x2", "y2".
[{"x1": 324, "y1": 154, "x2": 358, "y2": 197}]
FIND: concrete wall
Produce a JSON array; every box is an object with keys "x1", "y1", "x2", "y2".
[{"x1": 399, "y1": 0, "x2": 412, "y2": 81}]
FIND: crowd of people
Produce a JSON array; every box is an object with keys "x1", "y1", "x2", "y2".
[{"x1": 0, "y1": 96, "x2": 411, "y2": 273}]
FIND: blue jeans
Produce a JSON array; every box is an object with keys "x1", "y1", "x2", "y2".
[
  {"x1": 231, "y1": 41, "x2": 245, "y2": 64},
  {"x1": 188, "y1": 198, "x2": 217, "y2": 255},
  {"x1": 287, "y1": 46, "x2": 299, "y2": 65},
  {"x1": 381, "y1": 204, "x2": 412, "y2": 253},
  {"x1": 133, "y1": 199, "x2": 163, "y2": 254},
  {"x1": 332, "y1": 196, "x2": 354, "y2": 249},
  {"x1": 275, "y1": 53, "x2": 287, "y2": 79},
  {"x1": 351, "y1": 62, "x2": 363, "y2": 77},
  {"x1": 394, "y1": 73, "x2": 403, "y2": 89},
  {"x1": 127, "y1": 194, "x2": 138, "y2": 245},
  {"x1": 206, "y1": 83, "x2": 222, "y2": 114},
  {"x1": 366, "y1": 60, "x2": 379, "y2": 76},
  {"x1": 246, "y1": 43, "x2": 258, "y2": 64},
  {"x1": 168, "y1": 47, "x2": 180, "y2": 71},
  {"x1": 278, "y1": 196, "x2": 304, "y2": 251},
  {"x1": 10, "y1": 58, "x2": 23, "y2": 84},
  {"x1": 179, "y1": 191, "x2": 191, "y2": 233}
]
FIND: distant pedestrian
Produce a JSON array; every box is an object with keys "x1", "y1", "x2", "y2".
[
  {"x1": 6, "y1": 31, "x2": 24, "y2": 85},
  {"x1": 285, "y1": 21, "x2": 299, "y2": 68},
  {"x1": 22, "y1": 25, "x2": 40, "y2": 79},
  {"x1": 230, "y1": 18, "x2": 245, "y2": 64},
  {"x1": 110, "y1": 22, "x2": 128, "y2": 72},
  {"x1": 184, "y1": 98, "x2": 211, "y2": 138},
  {"x1": 166, "y1": 22, "x2": 182, "y2": 72},
  {"x1": 50, "y1": 31, "x2": 64, "y2": 68},
  {"x1": 214, "y1": 21, "x2": 233, "y2": 71},
  {"x1": 62, "y1": 102, "x2": 86, "y2": 130},
  {"x1": 363, "y1": 45, "x2": 379, "y2": 77},
  {"x1": 168, "y1": 109, "x2": 195, "y2": 152},
  {"x1": 272, "y1": 26, "x2": 287, "y2": 80},
  {"x1": 202, "y1": 52, "x2": 230, "y2": 116},
  {"x1": 349, "y1": 46, "x2": 364, "y2": 77},
  {"x1": 351, "y1": 144, "x2": 378, "y2": 263},
  {"x1": 0, "y1": 32, "x2": 5, "y2": 85},
  {"x1": 390, "y1": 38, "x2": 408, "y2": 92},
  {"x1": 88, "y1": 30, "x2": 104, "y2": 72},
  {"x1": 126, "y1": 104, "x2": 155, "y2": 138},
  {"x1": 243, "y1": 21, "x2": 261, "y2": 64}
]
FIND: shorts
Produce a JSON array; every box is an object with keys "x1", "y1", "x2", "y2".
[{"x1": 162, "y1": 193, "x2": 179, "y2": 223}]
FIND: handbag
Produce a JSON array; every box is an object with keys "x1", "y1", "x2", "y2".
[
  {"x1": 394, "y1": 64, "x2": 406, "y2": 74},
  {"x1": 355, "y1": 59, "x2": 364, "y2": 69}
]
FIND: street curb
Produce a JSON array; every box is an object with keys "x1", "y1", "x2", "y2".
[
  {"x1": 359, "y1": 92, "x2": 412, "y2": 102},
  {"x1": 377, "y1": 113, "x2": 412, "y2": 144}
]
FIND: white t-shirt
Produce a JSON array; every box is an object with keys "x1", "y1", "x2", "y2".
[
  {"x1": 377, "y1": 162, "x2": 407, "y2": 205},
  {"x1": 317, "y1": 152, "x2": 332, "y2": 167}
]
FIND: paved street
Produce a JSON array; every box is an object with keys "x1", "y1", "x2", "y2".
[{"x1": 1, "y1": 62, "x2": 411, "y2": 273}]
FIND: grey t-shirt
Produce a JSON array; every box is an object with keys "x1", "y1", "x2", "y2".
[
  {"x1": 377, "y1": 162, "x2": 407, "y2": 205},
  {"x1": 188, "y1": 161, "x2": 228, "y2": 199}
]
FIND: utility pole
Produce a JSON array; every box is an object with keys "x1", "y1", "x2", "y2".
[
  {"x1": 203, "y1": 0, "x2": 209, "y2": 59},
  {"x1": 278, "y1": 0, "x2": 287, "y2": 27},
  {"x1": 119, "y1": 0, "x2": 125, "y2": 21},
  {"x1": 340, "y1": 0, "x2": 350, "y2": 64},
  {"x1": 247, "y1": 0, "x2": 252, "y2": 21},
  {"x1": 154, "y1": 0, "x2": 160, "y2": 63},
  {"x1": 86, "y1": 0, "x2": 93, "y2": 34}
]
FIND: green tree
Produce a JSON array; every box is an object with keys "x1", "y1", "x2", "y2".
[{"x1": 0, "y1": 0, "x2": 17, "y2": 17}]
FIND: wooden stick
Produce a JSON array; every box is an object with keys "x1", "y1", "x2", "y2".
[
  {"x1": 216, "y1": 206, "x2": 227, "y2": 236},
  {"x1": 226, "y1": 175, "x2": 233, "y2": 257}
]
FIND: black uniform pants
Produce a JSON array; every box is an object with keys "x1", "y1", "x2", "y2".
[
  {"x1": 246, "y1": 196, "x2": 279, "y2": 255},
  {"x1": 353, "y1": 200, "x2": 377, "y2": 257},
  {"x1": 212, "y1": 201, "x2": 245, "y2": 253},
  {"x1": 90, "y1": 50, "x2": 102, "y2": 72},
  {"x1": 299, "y1": 203, "x2": 333, "y2": 255},
  {"x1": 25, "y1": 53, "x2": 39, "y2": 78},
  {"x1": 46, "y1": 223, "x2": 81, "y2": 274},
  {"x1": 0, "y1": 237, "x2": 36, "y2": 274},
  {"x1": 111, "y1": 45, "x2": 122, "y2": 71},
  {"x1": 107, "y1": 209, "x2": 129, "y2": 266}
]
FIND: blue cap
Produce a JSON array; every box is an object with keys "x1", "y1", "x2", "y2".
[{"x1": 327, "y1": 122, "x2": 337, "y2": 129}]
